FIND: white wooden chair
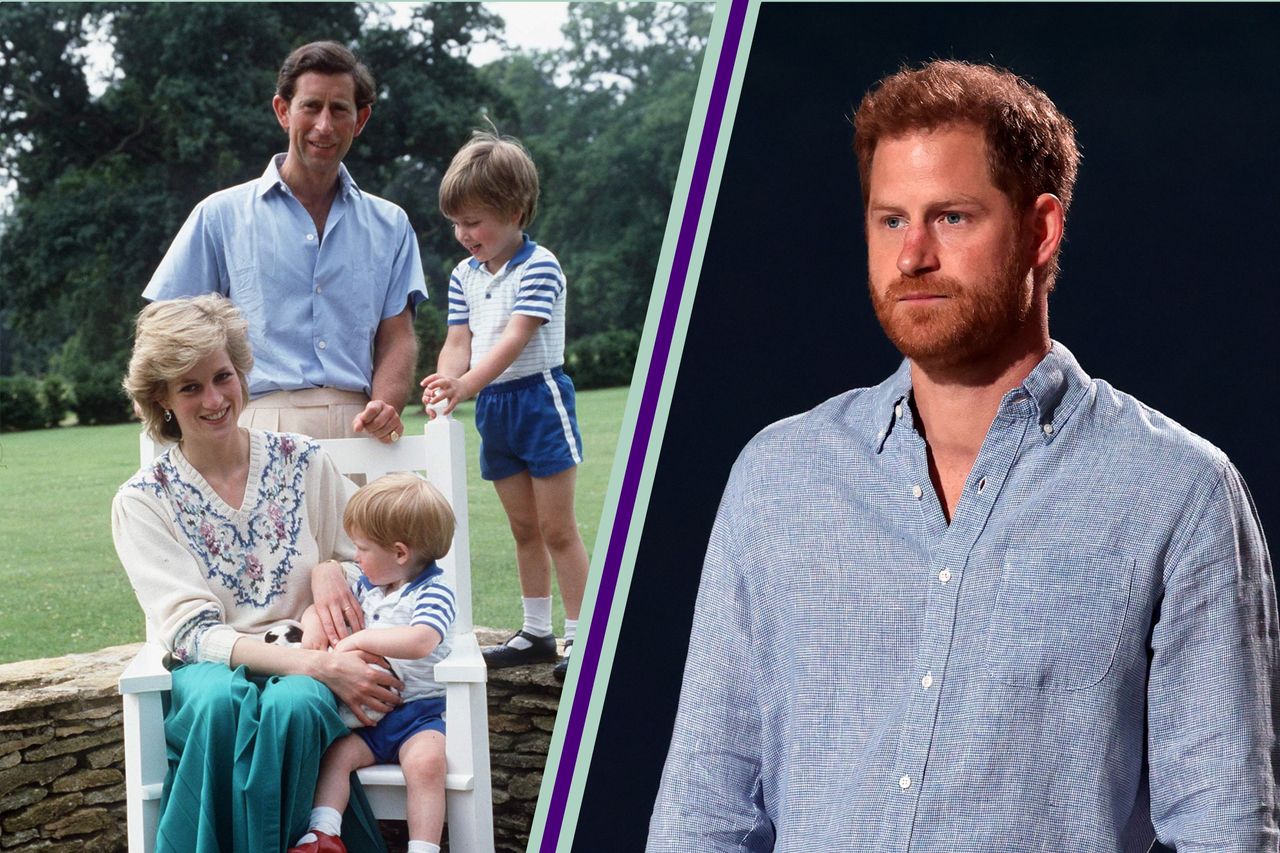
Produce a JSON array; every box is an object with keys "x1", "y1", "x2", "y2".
[{"x1": 117, "y1": 418, "x2": 494, "y2": 852}]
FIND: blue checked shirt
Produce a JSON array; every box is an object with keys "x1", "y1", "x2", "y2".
[{"x1": 649, "y1": 343, "x2": 1278, "y2": 853}]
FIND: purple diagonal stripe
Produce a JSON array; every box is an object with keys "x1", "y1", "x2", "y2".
[{"x1": 539, "y1": 0, "x2": 752, "y2": 849}]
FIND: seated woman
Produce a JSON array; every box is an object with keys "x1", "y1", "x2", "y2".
[{"x1": 112, "y1": 294, "x2": 397, "y2": 853}]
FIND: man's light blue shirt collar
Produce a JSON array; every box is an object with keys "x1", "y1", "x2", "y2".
[
  {"x1": 467, "y1": 233, "x2": 538, "y2": 272},
  {"x1": 870, "y1": 341, "x2": 1092, "y2": 453},
  {"x1": 255, "y1": 154, "x2": 362, "y2": 200}
]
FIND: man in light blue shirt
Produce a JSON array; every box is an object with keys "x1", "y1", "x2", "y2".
[
  {"x1": 649, "y1": 60, "x2": 1278, "y2": 852},
  {"x1": 144, "y1": 41, "x2": 426, "y2": 443}
]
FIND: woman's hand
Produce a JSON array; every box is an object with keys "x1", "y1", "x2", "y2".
[
  {"x1": 311, "y1": 560, "x2": 363, "y2": 646},
  {"x1": 318, "y1": 649, "x2": 403, "y2": 728}
]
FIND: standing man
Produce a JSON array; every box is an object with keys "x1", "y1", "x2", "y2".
[
  {"x1": 145, "y1": 41, "x2": 425, "y2": 443},
  {"x1": 649, "y1": 60, "x2": 1278, "y2": 851}
]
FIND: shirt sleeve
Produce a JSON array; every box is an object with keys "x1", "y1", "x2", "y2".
[
  {"x1": 648, "y1": 455, "x2": 775, "y2": 853},
  {"x1": 512, "y1": 256, "x2": 564, "y2": 322},
  {"x1": 446, "y1": 265, "x2": 470, "y2": 326},
  {"x1": 411, "y1": 580, "x2": 457, "y2": 643},
  {"x1": 1147, "y1": 461, "x2": 1279, "y2": 851},
  {"x1": 142, "y1": 200, "x2": 228, "y2": 301},
  {"x1": 111, "y1": 487, "x2": 241, "y2": 665},
  {"x1": 379, "y1": 213, "x2": 428, "y2": 320}
]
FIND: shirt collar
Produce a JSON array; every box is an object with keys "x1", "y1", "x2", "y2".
[
  {"x1": 356, "y1": 560, "x2": 443, "y2": 593},
  {"x1": 870, "y1": 340, "x2": 1092, "y2": 452},
  {"x1": 467, "y1": 233, "x2": 538, "y2": 271},
  {"x1": 255, "y1": 154, "x2": 361, "y2": 200}
]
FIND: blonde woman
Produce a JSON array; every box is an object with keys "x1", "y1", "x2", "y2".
[{"x1": 113, "y1": 294, "x2": 395, "y2": 853}]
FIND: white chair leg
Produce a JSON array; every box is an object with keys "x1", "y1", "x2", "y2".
[{"x1": 122, "y1": 690, "x2": 166, "y2": 853}]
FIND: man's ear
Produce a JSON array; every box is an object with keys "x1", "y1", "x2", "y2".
[
  {"x1": 354, "y1": 105, "x2": 372, "y2": 137},
  {"x1": 272, "y1": 94, "x2": 291, "y2": 131},
  {"x1": 1028, "y1": 192, "x2": 1065, "y2": 271}
]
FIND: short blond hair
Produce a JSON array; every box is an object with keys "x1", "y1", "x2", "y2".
[
  {"x1": 343, "y1": 472, "x2": 455, "y2": 563},
  {"x1": 438, "y1": 129, "x2": 540, "y2": 227},
  {"x1": 123, "y1": 295, "x2": 253, "y2": 442}
]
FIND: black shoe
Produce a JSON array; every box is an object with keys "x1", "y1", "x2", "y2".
[
  {"x1": 483, "y1": 630, "x2": 558, "y2": 668},
  {"x1": 553, "y1": 639, "x2": 573, "y2": 682}
]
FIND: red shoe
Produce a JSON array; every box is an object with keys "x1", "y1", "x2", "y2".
[{"x1": 287, "y1": 831, "x2": 347, "y2": 853}]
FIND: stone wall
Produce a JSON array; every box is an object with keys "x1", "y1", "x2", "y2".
[{"x1": 0, "y1": 632, "x2": 562, "y2": 852}]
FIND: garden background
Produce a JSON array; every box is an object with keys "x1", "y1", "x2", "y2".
[{"x1": 0, "y1": 1, "x2": 711, "y2": 662}]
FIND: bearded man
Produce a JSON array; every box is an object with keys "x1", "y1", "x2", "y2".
[{"x1": 648, "y1": 60, "x2": 1278, "y2": 852}]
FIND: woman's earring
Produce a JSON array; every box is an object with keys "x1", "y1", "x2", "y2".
[{"x1": 164, "y1": 409, "x2": 172, "y2": 423}]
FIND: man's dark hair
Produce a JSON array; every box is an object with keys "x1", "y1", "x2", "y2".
[
  {"x1": 276, "y1": 41, "x2": 376, "y2": 109},
  {"x1": 853, "y1": 60, "x2": 1080, "y2": 216}
]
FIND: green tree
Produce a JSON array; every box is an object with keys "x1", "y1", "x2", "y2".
[
  {"x1": 481, "y1": 3, "x2": 712, "y2": 340},
  {"x1": 0, "y1": 2, "x2": 506, "y2": 382}
]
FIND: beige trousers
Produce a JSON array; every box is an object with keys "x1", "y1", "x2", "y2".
[{"x1": 238, "y1": 388, "x2": 369, "y2": 440}]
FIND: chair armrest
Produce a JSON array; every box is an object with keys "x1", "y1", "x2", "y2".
[
  {"x1": 119, "y1": 642, "x2": 173, "y2": 695},
  {"x1": 434, "y1": 632, "x2": 486, "y2": 684}
]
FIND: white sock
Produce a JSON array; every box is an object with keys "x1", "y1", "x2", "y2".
[
  {"x1": 407, "y1": 842, "x2": 440, "y2": 853},
  {"x1": 563, "y1": 618, "x2": 577, "y2": 645},
  {"x1": 521, "y1": 596, "x2": 553, "y2": 637},
  {"x1": 309, "y1": 805, "x2": 342, "y2": 837}
]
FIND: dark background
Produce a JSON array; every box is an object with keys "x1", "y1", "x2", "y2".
[{"x1": 574, "y1": 3, "x2": 1279, "y2": 849}]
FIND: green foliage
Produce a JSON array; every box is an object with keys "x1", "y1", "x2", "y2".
[
  {"x1": 565, "y1": 329, "x2": 640, "y2": 390},
  {"x1": 0, "y1": 2, "x2": 711, "y2": 384},
  {"x1": 0, "y1": 2, "x2": 507, "y2": 377},
  {"x1": 39, "y1": 375, "x2": 72, "y2": 427},
  {"x1": 71, "y1": 365, "x2": 133, "y2": 426},
  {"x1": 0, "y1": 375, "x2": 46, "y2": 431},
  {"x1": 482, "y1": 4, "x2": 711, "y2": 339}
]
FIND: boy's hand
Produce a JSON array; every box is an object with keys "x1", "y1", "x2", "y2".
[
  {"x1": 420, "y1": 373, "x2": 468, "y2": 418},
  {"x1": 334, "y1": 632, "x2": 363, "y2": 654}
]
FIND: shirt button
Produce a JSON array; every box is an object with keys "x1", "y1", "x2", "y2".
[
  {"x1": 899, "y1": 775, "x2": 912, "y2": 790},
  {"x1": 306, "y1": 233, "x2": 316, "y2": 241},
  {"x1": 1043, "y1": 423, "x2": 1055, "y2": 435},
  {"x1": 938, "y1": 569, "x2": 951, "y2": 584},
  {"x1": 315, "y1": 286, "x2": 323, "y2": 294},
  {"x1": 911, "y1": 485, "x2": 923, "y2": 499},
  {"x1": 317, "y1": 340, "x2": 327, "y2": 350},
  {"x1": 894, "y1": 403, "x2": 903, "y2": 419},
  {"x1": 921, "y1": 672, "x2": 933, "y2": 689}
]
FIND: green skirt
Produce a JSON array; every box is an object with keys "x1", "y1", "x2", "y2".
[{"x1": 158, "y1": 662, "x2": 389, "y2": 853}]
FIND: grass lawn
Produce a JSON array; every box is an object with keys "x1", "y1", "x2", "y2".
[{"x1": 0, "y1": 386, "x2": 628, "y2": 664}]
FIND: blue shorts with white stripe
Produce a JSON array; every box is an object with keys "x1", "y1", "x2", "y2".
[{"x1": 475, "y1": 366, "x2": 584, "y2": 481}]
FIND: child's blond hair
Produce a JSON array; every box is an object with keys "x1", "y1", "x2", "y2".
[
  {"x1": 438, "y1": 128, "x2": 540, "y2": 227},
  {"x1": 343, "y1": 473, "x2": 455, "y2": 563}
]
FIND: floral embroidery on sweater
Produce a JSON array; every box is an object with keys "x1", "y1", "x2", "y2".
[{"x1": 126, "y1": 433, "x2": 319, "y2": 608}]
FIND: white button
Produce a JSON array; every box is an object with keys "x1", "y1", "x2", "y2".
[
  {"x1": 306, "y1": 233, "x2": 316, "y2": 241},
  {"x1": 876, "y1": 430, "x2": 885, "y2": 440},
  {"x1": 977, "y1": 477, "x2": 987, "y2": 493},
  {"x1": 911, "y1": 485, "x2": 923, "y2": 499},
  {"x1": 938, "y1": 569, "x2": 951, "y2": 584},
  {"x1": 315, "y1": 286, "x2": 323, "y2": 294},
  {"x1": 899, "y1": 775, "x2": 911, "y2": 790},
  {"x1": 921, "y1": 672, "x2": 933, "y2": 689},
  {"x1": 894, "y1": 403, "x2": 903, "y2": 419},
  {"x1": 317, "y1": 340, "x2": 327, "y2": 350},
  {"x1": 1043, "y1": 423, "x2": 1054, "y2": 435}
]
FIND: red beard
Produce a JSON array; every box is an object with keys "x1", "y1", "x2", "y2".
[{"x1": 869, "y1": 243, "x2": 1033, "y2": 371}]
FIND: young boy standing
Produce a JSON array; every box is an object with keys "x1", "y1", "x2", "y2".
[
  {"x1": 290, "y1": 473, "x2": 457, "y2": 853},
  {"x1": 421, "y1": 130, "x2": 588, "y2": 681}
]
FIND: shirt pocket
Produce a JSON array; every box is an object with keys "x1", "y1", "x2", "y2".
[{"x1": 983, "y1": 545, "x2": 1135, "y2": 692}]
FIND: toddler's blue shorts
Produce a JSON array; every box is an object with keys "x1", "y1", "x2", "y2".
[
  {"x1": 475, "y1": 366, "x2": 584, "y2": 481},
  {"x1": 355, "y1": 696, "x2": 446, "y2": 764}
]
